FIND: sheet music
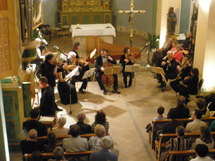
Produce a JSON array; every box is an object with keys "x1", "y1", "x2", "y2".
[
  {"x1": 82, "y1": 68, "x2": 96, "y2": 79},
  {"x1": 90, "y1": 48, "x2": 97, "y2": 59},
  {"x1": 65, "y1": 66, "x2": 80, "y2": 81},
  {"x1": 39, "y1": 116, "x2": 55, "y2": 122}
]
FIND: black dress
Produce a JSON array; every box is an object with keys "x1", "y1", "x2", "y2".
[
  {"x1": 120, "y1": 54, "x2": 134, "y2": 87},
  {"x1": 57, "y1": 67, "x2": 78, "y2": 105}
]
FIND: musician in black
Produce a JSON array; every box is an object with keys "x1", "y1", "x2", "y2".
[
  {"x1": 71, "y1": 42, "x2": 80, "y2": 59},
  {"x1": 37, "y1": 77, "x2": 60, "y2": 116},
  {"x1": 95, "y1": 49, "x2": 120, "y2": 95},
  {"x1": 120, "y1": 47, "x2": 135, "y2": 88},
  {"x1": 68, "y1": 52, "x2": 89, "y2": 94},
  {"x1": 57, "y1": 61, "x2": 78, "y2": 105},
  {"x1": 40, "y1": 53, "x2": 57, "y2": 89},
  {"x1": 170, "y1": 56, "x2": 192, "y2": 93}
]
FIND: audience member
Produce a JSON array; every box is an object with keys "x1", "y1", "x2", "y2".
[
  {"x1": 23, "y1": 108, "x2": 47, "y2": 137},
  {"x1": 192, "y1": 127, "x2": 214, "y2": 149},
  {"x1": 20, "y1": 129, "x2": 43, "y2": 155},
  {"x1": 153, "y1": 106, "x2": 165, "y2": 121},
  {"x1": 89, "y1": 125, "x2": 113, "y2": 151},
  {"x1": 91, "y1": 110, "x2": 109, "y2": 134},
  {"x1": 196, "y1": 98, "x2": 210, "y2": 118},
  {"x1": 48, "y1": 147, "x2": 68, "y2": 161},
  {"x1": 62, "y1": 125, "x2": 88, "y2": 152},
  {"x1": 167, "y1": 96, "x2": 190, "y2": 119},
  {"x1": 186, "y1": 110, "x2": 207, "y2": 133},
  {"x1": 190, "y1": 144, "x2": 213, "y2": 161},
  {"x1": 160, "y1": 126, "x2": 191, "y2": 161},
  {"x1": 52, "y1": 117, "x2": 69, "y2": 136},
  {"x1": 29, "y1": 151, "x2": 42, "y2": 161},
  {"x1": 44, "y1": 132, "x2": 58, "y2": 152},
  {"x1": 73, "y1": 112, "x2": 92, "y2": 134},
  {"x1": 89, "y1": 136, "x2": 118, "y2": 161},
  {"x1": 162, "y1": 110, "x2": 184, "y2": 134}
]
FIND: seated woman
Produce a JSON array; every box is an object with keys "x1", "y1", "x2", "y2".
[
  {"x1": 160, "y1": 126, "x2": 191, "y2": 161},
  {"x1": 191, "y1": 127, "x2": 214, "y2": 149},
  {"x1": 196, "y1": 98, "x2": 210, "y2": 118},
  {"x1": 89, "y1": 125, "x2": 113, "y2": 151},
  {"x1": 91, "y1": 110, "x2": 109, "y2": 134},
  {"x1": 57, "y1": 61, "x2": 78, "y2": 105},
  {"x1": 120, "y1": 47, "x2": 135, "y2": 88},
  {"x1": 52, "y1": 117, "x2": 69, "y2": 136}
]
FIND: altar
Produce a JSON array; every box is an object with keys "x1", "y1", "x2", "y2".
[{"x1": 70, "y1": 23, "x2": 116, "y2": 58}]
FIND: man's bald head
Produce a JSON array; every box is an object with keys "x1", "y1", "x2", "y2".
[{"x1": 28, "y1": 129, "x2": 38, "y2": 139}]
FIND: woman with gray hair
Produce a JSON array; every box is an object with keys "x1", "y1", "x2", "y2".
[
  {"x1": 89, "y1": 124, "x2": 113, "y2": 151},
  {"x1": 52, "y1": 117, "x2": 69, "y2": 136},
  {"x1": 89, "y1": 137, "x2": 118, "y2": 161}
]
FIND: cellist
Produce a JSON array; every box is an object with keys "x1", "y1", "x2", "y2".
[{"x1": 95, "y1": 49, "x2": 121, "y2": 95}]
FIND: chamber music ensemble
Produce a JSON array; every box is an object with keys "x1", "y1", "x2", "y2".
[{"x1": 36, "y1": 31, "x2": 199, "y2": 116}]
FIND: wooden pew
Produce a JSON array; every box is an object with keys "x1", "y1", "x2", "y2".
[
  {"x1": 155, "y1": 132, "x2": 215, "y2": 161},
  {"x1": 150, "y1": 117, "x2": 215, "y2": 150},
  {"x1": 37, "y1": 133, "x2": 96, "y2": 141},
  {"x1": 25, "y1": 151, "x2": 94, "y2": 161},
  {"x1": 168, "y1": 149, "x2": 215, "y2": 160}
]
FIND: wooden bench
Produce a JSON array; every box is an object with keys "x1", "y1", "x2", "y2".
[
  {"x1": 37, "y1": 133, "x2": 96, "y2": 141},
  {"x1": 25, "y1": 151, "x2": 94, "y2": 161},
  {"x1": 155, "y1": 132, "x2": 215, "y2": 161},
  {"x1": 150, "y1": 117, "x2": 215, "y2": 150},
  {"x1": 167, "y1": 149, "x2": 215, "y2": 161}
]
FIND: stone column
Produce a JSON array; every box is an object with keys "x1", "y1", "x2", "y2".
[
  {"x1": 193, "y1": 0, "x2": 215, "y2": 91},
  {"x1": 0, "y1": 83, "x2": 10, "y2": 161}
]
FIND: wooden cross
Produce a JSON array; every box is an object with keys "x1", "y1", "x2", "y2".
[{"x1": 118, "y1": 0, "x2": 146, "y2": 47}]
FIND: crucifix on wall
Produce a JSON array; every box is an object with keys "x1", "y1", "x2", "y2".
[{"x1": 118, "y1": 0, "x2": 146, "y2": 47}]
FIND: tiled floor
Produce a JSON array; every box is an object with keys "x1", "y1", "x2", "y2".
[{"x1": 10, "y1": 32, "x2": 197, "y2": 161}]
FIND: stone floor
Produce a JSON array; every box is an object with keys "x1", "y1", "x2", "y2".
[{"x1": 10, "y1": 32, "x2": 197, "y2": 161}]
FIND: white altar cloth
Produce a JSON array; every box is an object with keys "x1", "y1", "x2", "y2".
[{"x1": 70, "y1": 23, "x2": 116, "y2": 37}]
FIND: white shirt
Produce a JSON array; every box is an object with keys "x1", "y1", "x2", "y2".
[
  {"x1": 190, "y1": 156, "x2": 213, "y2": 161},
  {"x1": 68, "y1": 51, "x2": 77, "y2": 59}
]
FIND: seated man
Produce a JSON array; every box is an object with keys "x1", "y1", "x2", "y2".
[
  {"x1": 186, "y1": 110, "x2": 207, "y2": 133},
  {"x1": 62, "y1": 125, "x2": 88, "y2": 152},
  {"x1": 20, "y1": 129, "x2": 44, "y2": 155},
  {"x1": 23, "y1": 108, "x2": 47, "y2": 137},
  {"x1": 190, "y1": 144, "x2": 213, "y2": 161},
  {"x1": 68, "y1": 52, "x2": 89, "y2": 94},
  {"x1": 52, "y1": 117, "x2": 69, "y2": 136},
  {"x1": 95, "y1": 49, "x2": 120, "y2": 95},
  {"x1": 37, "y1": 77, "x2": 61, "y2": 116},
  {"x1": 89, "y1": 136, "x2": 118, "y2": 161},
  {"x1": 167, "y1": 96, "x2": 190, "y2": 119},
  {"x1": 72, "y1": 112, "x2": 92, "y2": 135}
]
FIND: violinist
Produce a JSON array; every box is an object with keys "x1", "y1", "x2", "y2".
[
  {"x1": 172, "y1": 68, "x2": 199, "y2": 103},
  {"x1": 69, "y1": 42, "x2": 81, "y2": 59},
  {"x1": 40, "y1": 53, "x2": 57, "y2": 90},
  {"x1": 67, "y1": 52, "x2": 89, "y2": 94},
  {"x1": 160, "y1": 52, "x2": 180, "y2": 89},
  {"x1": 95, "y1": 49, "x2": 120, "y2": 95},
  {"x1": 120, "y1": 47, "x2": 135, "y2": 88},
  {"x1": 170, "y1": 56, "x2": 192, "y2": 93},
  {"x1": 57, "y1": 61, "x2": 78, "y2": 105}
]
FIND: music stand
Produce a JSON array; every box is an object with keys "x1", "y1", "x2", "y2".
[
  {"x1": 151, "y1": 67, "x2": 168, "y2": 85},
  {"x1": 124, "y1": 64, "x2": 141, "y2": 86},
  {"x1": 82, "y1": 68, "x2": 96, "y2": 80},
  {"x1": 104, "y1": 66, "x2": 121, "y2": 75}
]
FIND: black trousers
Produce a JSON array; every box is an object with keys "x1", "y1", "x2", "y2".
[
  {"x1": 96, "y1": 72, "x2": 118, "y2": 91},
  {"x1": 71, "y1": 76, "x2": 88, "y2": 90},
  {"x1": 123, "y1": 72, "x2": 134, "y2": 87}
]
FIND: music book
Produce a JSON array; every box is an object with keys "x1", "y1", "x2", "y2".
[
  {"x1": 82, "y1": 68, "x2": 96, "y2": 79},
  {"x1": 104, "y1": 66, "x2": 121, "y2": 75},
  {"x1": 90, "y1": 48, "x2": 97, "y2": 59},
  {"x1": 39, "y1": 116, "x2": 55, "y2": 122},
  {"x1": 125, "y1": 64, "x2": 141, "y2": 72},
  {"x1": 65, "y1": 66, "x2": 80, "y2": 81}
]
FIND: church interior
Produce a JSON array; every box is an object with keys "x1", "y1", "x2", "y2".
[{"x1": 1, "y1": 0, "x2": 215, "y2": 161}]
